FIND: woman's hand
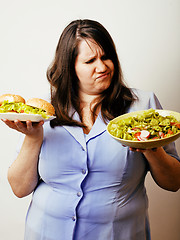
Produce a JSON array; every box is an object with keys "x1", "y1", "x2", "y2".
[
  {"x1": 129, "y1": 147, "x2": 157, "y2": 153},
  {"x1": 1, "y1": 119, "x2": 44, "y2": 139}
]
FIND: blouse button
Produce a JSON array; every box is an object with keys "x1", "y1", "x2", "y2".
[
  {"x1": 72, "y1": 216, "x2": 76, "y2": 221},
  {"x1": 82, "y1": 169, "x2": 86, "y2": 174},
  {"x1": 77, "y1": 192, "x2": 81, "y2": 197}
]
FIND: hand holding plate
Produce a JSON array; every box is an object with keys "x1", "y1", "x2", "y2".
[{"x1": 1, "y1": 119, "x2": 44, "y2": 139}]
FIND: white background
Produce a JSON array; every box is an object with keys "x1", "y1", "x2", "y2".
[{"x1": 0, "y1": 0, "x2": 180, "y2": 239}]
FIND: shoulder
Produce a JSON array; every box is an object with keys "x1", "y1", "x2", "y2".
[
  {"x1": 132, "y1": 88, "x2": 155, "y2": 101},
  {"x1": 43, "y1": 121, "x2": 62, "y2": 140},
  {"x1": 128, "y1": 88, "x2": 162, "y2": 112}
]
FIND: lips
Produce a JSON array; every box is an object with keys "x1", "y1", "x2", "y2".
[{"x1": 96, "y1": 72, "x2": 110, "y2": 80}]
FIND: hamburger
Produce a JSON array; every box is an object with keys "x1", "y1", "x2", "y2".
[{"x1": 0, "y1": 94, "x2": 55, "y2": 120}]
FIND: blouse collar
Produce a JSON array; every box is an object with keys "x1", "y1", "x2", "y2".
[{"x1": 63, "y1": 111, "x2": 108, "y2": 151}]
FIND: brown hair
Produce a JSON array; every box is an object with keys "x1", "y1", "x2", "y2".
[{"x1": 47, "y1": 19, "x2": 137, "y2": 128}]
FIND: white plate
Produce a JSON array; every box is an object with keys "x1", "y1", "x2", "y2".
[{"x1": 0, "y1": 112, "x2": 56, "y2": 122}]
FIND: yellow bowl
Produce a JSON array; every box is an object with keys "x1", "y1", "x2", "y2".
[{"x1": 107, "y1": 109, "x2": 180, "y2": 149}]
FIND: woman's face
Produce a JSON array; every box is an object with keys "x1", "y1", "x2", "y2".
[{"x1": 75, "y1": 39, "x2": 114, "y2": 99}]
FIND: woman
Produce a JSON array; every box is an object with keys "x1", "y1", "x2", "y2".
[{"x1": 4, "y1": 19, "x2": 180, "y2": 240}]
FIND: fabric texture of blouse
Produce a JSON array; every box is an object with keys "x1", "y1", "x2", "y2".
[{"x1": 16, "y1": 89, "x2": 179, "y2": 240}]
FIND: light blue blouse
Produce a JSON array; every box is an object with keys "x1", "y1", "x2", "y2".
[{"x1": 20, "y1": 89, "x2": 179, "y2": 240}]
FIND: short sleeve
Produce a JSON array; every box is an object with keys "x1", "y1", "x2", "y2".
[
  {"x1": 163, "y1": 142, "x2": 180, "y2": 162},
  {"x1": 129, "y1": 89, "x2": 162, "y2": 112}
]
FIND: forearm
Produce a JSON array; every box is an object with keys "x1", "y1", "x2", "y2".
[
  {"x1": 143, "y1": 147, "x2": 180, "y2": 191},
  {"x1": 8, "y1": 135, "x2": 42, "y2": 198}
]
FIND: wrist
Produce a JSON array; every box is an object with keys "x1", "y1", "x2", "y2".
[
  {"x1": 24, "y1": 134, "x2": 43, "y2": 146},
  {"x1": 143, "y1": 147, "x2": 168, "y2": 165},
  {"x1": 143, "y1": 147, "x2": 164, "y2": 155}
]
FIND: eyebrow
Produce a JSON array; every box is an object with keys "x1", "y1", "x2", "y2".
[
  {"x1": 85, "y1": 54, "x2": 96, "y2": 60},
  {"x1": 78, "y1": 39, "x2": 105, "y2": 62}
]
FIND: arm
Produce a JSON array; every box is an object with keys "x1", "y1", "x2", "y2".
[
  {"x1": 130, "y1": 147, "x2": 180, "y2": 192},
  {"x1": 129, "y1": 91, "x2": 180, "y2": 191},
  {"x1": 3, "y1": 119, "x2": 44, "y2": 198}
]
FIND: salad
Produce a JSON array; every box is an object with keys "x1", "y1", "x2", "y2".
[{"x1": 108, "y1": 109, "x2": 180, "y2": 141}]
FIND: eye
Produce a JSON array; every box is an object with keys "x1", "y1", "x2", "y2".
[{"x1": 85, "y1": 58, "x2": 95, "y2": 64}]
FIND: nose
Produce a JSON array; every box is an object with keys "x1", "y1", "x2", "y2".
[{"x1": 96, "y1": 59, "x2": 107, "y2": 72}]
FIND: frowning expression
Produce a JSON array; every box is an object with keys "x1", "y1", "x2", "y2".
[{"x1": 75, "y1": 39, "x2": 114, "y2": 98}]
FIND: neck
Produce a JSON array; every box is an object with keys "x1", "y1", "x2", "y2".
[
  {"x1": 79, "y1": 91, "x2": 99, "y2": 107},
  {"x1": 79, "y1": 92, "x2": 101, "y2": 133}
]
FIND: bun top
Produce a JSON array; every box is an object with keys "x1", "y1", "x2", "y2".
[
  {"x1": 0, "y1": 94, "x2": 25, "y2": 104},
  {"x1": 26, "y1": 98, "x2": 55, "y2": 116}
]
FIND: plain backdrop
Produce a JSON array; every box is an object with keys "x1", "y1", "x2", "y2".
[{"x1": 0, "y1": 0, "x2": 180, "y2": 239}]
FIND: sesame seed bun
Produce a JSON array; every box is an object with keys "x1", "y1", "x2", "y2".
[
  {"x1": 26, "y1": 98, "x2": 55, "y2": 116},
  {"x1": 0, "y1": 94, "x2": 25, "y2": 104}
]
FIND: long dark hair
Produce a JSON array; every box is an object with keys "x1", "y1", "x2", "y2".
[{"x1": 47, "y1": 19, "x2": 137, "y2": 128}]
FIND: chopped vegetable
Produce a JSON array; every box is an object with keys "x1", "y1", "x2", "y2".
[
  {"x1": 0, "y1": 101, "x2": 49, "y2": 119},
  {"x1": 108, "y1": 109, "x2": 180, "y2": 141}
]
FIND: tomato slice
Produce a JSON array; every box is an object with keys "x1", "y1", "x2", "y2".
[
  {"x1": 134, "y1": 132, "x2": 141, "y2": 139},
  {"x1": 175, "y1": 123, "x2": 180, "y2": 129},
  {"x1": 168, "y1": 129, "x2": 174, "y2": 135}
]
